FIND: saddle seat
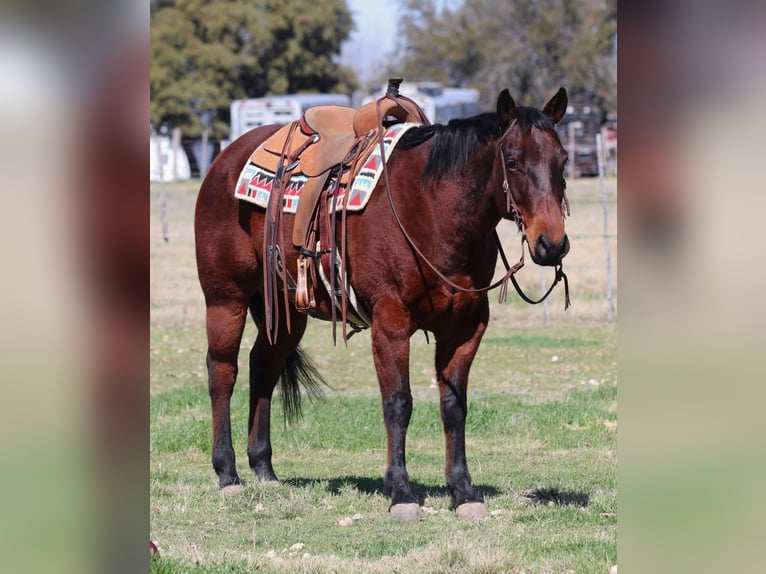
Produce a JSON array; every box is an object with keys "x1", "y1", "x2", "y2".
[{"x1": 252, "y1": 105, "x2": 357, "y2": 178}]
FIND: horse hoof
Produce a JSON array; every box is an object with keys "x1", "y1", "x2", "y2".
[
  {"x1": 456, "y1": 502, "x2": 489, "y2": 519},
  {"x1": 220, "y1": 484, "x2": 243, "y2": 495},
  {"x1": 389, "y1": 503, "x2": 424, "y2": 521}
]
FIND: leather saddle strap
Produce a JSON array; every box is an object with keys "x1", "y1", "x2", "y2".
[
  {"x1": 339, "y1": 140, "x2": 368, "y2": 343},
  {"x1": 328, "y1": 176, "x2": 340, "y2": 345},
  {"x1": 308, "y1": 196, "x2": 323, "y2": 304},
  {"x1": 263, "y1": 120, "x2": 299, "y2": 344}
]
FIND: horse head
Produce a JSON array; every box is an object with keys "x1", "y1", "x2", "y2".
[{"x1": 495, "y1": 88, "x2": 570, "y2": 266}]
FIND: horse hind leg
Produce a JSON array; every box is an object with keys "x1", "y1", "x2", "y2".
[
  {"x1": 247, "y1": 296, "x2": 323, "y2": 481},
  {"x1": 205, "y1": 298, "x2": 248, "y2": 491}
]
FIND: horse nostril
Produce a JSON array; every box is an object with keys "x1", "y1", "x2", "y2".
[
  {"x1": 561, "y1": 235, "x2": 570, "y2": 257},
  {"x1": 535, "y1": 234, "x2": 568, "y2": 264},
  {"x1": 535, "y1": 234, "x2": 551, "y2": 260}
]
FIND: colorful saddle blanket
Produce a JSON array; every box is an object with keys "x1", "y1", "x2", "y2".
[{"x1": 234, "y1": 122, "x2": 419, "y2": 213}]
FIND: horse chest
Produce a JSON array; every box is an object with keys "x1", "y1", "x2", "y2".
[{"x1": 412, "y1": 287, "x2": 482, "y2": 328}]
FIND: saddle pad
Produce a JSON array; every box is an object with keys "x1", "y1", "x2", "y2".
[{"x1": 235, "y1": 122, "x2": 419, "y2": 213}]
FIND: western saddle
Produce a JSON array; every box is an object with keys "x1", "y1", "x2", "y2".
[{"x1": 253, "y1": 79, "x2": 429, "y2": 344}]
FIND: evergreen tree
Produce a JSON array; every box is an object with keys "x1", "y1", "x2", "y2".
[{"x1": 151, "y1": 0, "x2": 356, "y2": 137}]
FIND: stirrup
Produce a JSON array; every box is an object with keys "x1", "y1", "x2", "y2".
[{"x1": 295, "y1": 257, "x2": 316, "y2": 312}]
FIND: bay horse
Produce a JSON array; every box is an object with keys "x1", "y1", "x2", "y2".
[{"x1": 194, "y1": 88, "x2": 570, "y2": 520}]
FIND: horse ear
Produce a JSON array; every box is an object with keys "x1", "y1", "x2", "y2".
[
  {"x1": 542, "y1": 87, "x2": 568, "y2": 124},
  {"x1": 497, "y1": 89, "x2": 517, "y2": 131}
]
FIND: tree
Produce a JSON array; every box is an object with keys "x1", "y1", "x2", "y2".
[
  {"x1": 151, "y1": 0, "x2": 357, "y2": 138},
  {"x1": 394, "y1": 0, "x2": 485, "y2": 87},
  {"x1": 393, "y1": 0, "x2": 616, "y2": 115}
]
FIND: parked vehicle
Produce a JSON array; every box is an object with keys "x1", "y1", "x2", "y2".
[{"x1": 574, "y1": 148, "x2": 599, "y2": 178}]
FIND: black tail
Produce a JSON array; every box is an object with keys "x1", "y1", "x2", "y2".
[{"x1": 280, "y1": 346, "x2": 328, "y2": 424}]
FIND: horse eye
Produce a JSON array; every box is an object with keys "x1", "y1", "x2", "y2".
[
  {"x1": 507, "y1": 159, "x2": 519, "y2": 170},
  {"x1": 562, "y1": 178, "x2": 567, "y2": 188}
]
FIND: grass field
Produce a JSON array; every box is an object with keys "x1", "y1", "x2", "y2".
[{"x1": 150, "y1": 175, "x2": 617, "y2": 573}]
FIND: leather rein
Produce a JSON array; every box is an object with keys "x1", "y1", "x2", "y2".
[{"x1": 375, "y1": 95, "x2": 571, "y2": 310}]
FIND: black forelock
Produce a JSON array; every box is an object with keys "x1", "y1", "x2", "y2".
[{"x1": 514, "y1": 106, "x2": 559, "y2": 135}]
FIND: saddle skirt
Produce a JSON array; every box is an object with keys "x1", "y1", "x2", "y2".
[{"x1": 235, "y1": 121, "x2": 420, "y2": 214}]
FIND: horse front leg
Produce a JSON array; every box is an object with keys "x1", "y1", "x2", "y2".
[
  {"x1": 205, "y1": 300, "x2": 247, "y2": 491},
  {"x1": 435, "y1": 297, "x2": 490, "y2": 519},
  {"x1": 371, "y1": 298, "x2": 421, "y2": 520}
]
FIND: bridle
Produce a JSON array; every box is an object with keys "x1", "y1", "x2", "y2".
[
  {"x1": 499, "y1": 147, "x2": 525, "y2": 232},
  {"x1": 497, "y1": 146, "x2": 570, "y2": 308},
  {"x1": 376, "y1": 96, "x2": 571, "y2": 309}
]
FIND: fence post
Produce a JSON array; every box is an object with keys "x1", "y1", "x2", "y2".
[
  {"x1": 171, "y1": 128, "x2": 182, "y2": 181},
  {"x1": 154, "y1": 134, "x2": 169, "y2": 243},
  {"x1": 541, "y1": 267, "x2": 550, "y2": 323},
  {"x1": 200, "y1": 128, "x2": 210, "y2": 178},
  {"x1": 596, "y1": 133, "x2": 614, "y2": 320},
  {"x1": 568, "y1": 122, "x2": 577, "y2": 180}
]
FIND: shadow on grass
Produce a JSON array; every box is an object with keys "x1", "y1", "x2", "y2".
[
  {"x1": 522, "y1": 486, "x2": 590, "y2": 507},
  {"x1": 286, "y1": 475, "x2": 501, "y2": 505}
]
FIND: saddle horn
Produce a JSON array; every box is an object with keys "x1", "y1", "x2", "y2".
[{"x1": 386, "y1": 78, "x2": 403, "y2": 96}]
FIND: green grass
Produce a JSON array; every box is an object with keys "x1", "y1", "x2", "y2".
[
  {"x1": 150, "y1": 178, "x2": 617, "y2": 573},
  {"x1": 150, "y1": 328, "x2": 617, "y2": 573}
]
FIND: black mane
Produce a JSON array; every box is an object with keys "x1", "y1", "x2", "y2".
[
  {"x1": 397, "y1": 113, "x2": 498, "y2": 183},
  {"x1": 397, "y1": 107, "x2": 560, "y2": 183}
]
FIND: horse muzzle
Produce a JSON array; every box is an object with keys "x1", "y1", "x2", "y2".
[{"x1": 533, "y1": 233, "x2": 570, "y2": 266}]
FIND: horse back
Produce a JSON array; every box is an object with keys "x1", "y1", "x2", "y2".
[{"x1": 196, "y1": 125, "x2": 281, "y2": 216}]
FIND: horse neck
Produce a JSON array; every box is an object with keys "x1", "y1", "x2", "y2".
[
  {"x1": 453, "y1": 140, "x2": 504, "y2": 234},
  {"x1": 426, "y1": 141, "x2": 503, "y2": 251}
]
